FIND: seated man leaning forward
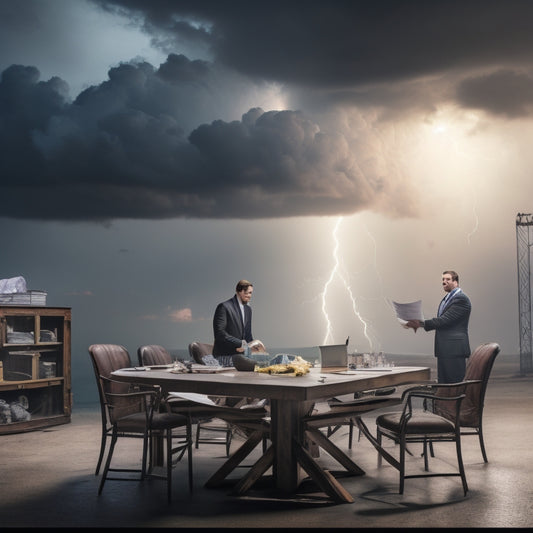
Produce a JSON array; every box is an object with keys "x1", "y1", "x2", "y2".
[{"x1": 212, "y1": 279, "x2": 258, "y2": 371}]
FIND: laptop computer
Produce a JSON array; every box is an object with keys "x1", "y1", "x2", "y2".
[{"x1": 318, "y1": 343, "x2": 348, "y2": 370}]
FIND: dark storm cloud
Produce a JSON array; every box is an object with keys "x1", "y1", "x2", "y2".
[
  {"x1": 3, "y1": 0, "x2": 533, "y2": 222},
  {"x1": 0, "y1": 58, "x2": 415, "y2": 221},
  {"x1": 456, "y1": 70, "x2": 533, "y2": 118},
  {"x1": 94, "y1": 0, "x2": 533, "y2": 86}
]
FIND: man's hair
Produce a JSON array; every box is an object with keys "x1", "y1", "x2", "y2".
[
  {"x1": 236, "y1": 279, "x2": 253, "y2": 292},
  {"x1": 443, "y1": 270, "x2": 459, "y2": 283}
]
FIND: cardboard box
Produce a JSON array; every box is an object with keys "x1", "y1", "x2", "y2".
[{"x1": 0, "y1": 291, "x2": 47, "y2": 306}]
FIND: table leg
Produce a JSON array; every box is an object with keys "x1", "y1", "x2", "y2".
[
  {"x1": 270, "y1": 399, "x2": 303, "y2": 492},
  {"x1": 231, "y1": 445, "x2": 275, "y2": 495},
  {"x1": 205, "y1": 399, "x2": 358, "y2": 503},
  {"x1": 304, "y1": 426, "x2": 365, "y2": 475},
  {"x1": 294, "y1": 441, "x2": 355, "y2": 503},
  {"x1": 270, "y1": 399, "x2": 357, "y2": 503},
  {"x1": 205, "y1": 429, "x2": 266, "y2": 488},
  {"x1": 207, "y1": 399, "x2": 306, "y2": 494}
]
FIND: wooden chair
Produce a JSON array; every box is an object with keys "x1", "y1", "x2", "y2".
[
  {"x1": 430, "y1": 342, "x2": 500, "y2": 462},
  {"x1": 138, "y1": 343, "x2": 233, "y2": 455},
  {"x1": 188, "y1": 341, "x2": 216, "y2": 365},
  {"x1": 356, "y1": 382, "x2": 477, "y2": 495},
  {"x1": 89, "y1": 344, "x2": 193, "y2": 503},
  {"x1": 90, "y1": 343, "x2": 131, "y2": 476}
]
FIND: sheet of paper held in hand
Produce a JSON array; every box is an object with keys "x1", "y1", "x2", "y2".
[{"x1": 392, "y1": 300, "x2": 424, "y2": 328}]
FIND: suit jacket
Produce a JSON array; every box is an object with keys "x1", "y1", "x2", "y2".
[
  {"x1": 212, "y1": 295, "x2": 253, "y2": 356},
  {"x1": 423, "y1": 290, "x2": 471, "y2": 358}
]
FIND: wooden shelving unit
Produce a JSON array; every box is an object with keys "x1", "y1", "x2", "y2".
[{"x1": 0, "y1": 306, "x2": 71, "y2": 434}]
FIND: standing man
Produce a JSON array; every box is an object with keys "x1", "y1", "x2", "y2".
[
  {"x1": 406, "y1": 270, "x2": 471, "y2": 383},
  {"x1": 213, "y1": 279, "x2": 255, "y2": 370}
]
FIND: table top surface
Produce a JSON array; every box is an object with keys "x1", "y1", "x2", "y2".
[{"x1": 112, "y1": 365, "x2": 431, "y2": 402}]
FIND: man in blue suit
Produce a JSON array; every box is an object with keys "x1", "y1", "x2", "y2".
[
  {"x1": 212, "y1": 279, "x2": 255, "y2": 370},
  {"x1": 406, "y1": 270, "x2": 471, "y2": 383}
]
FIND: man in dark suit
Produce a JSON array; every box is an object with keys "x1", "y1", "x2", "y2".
[
  {"x1": 212, "y1": 279, "x2": 255, "y2": 370},
  {"x1": 406, "y1": 270, "x2": 471, "y2": 383}
]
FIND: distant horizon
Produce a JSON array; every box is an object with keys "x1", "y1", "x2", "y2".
[{"x1": 169, "y1": 346, "x2": 521, "y2": 358}]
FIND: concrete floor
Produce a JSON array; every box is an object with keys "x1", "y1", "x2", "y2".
[{"x1": 1, "y1": 355, "x2": 532, "y2": 529}]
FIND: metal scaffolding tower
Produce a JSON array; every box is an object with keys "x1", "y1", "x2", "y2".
[{"x1": 516, "y1": 213, "x2": 533, "y2": 375}]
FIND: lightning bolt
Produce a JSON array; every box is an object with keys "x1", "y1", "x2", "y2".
[
  {"x1": 320, "y1": 217, "x2": 341, "y2": 345},
  {"x1": 321, "y1": 216, "x2": 374, "y2": 351}
]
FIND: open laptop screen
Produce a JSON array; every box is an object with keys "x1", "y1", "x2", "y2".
[{"x1": 318, "y1": 344, "x2": 347, "y2": 369}]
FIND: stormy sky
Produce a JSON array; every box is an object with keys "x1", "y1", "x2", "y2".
[{"x1": 1, "y1": 0, "x2": 532, "y2": 402}]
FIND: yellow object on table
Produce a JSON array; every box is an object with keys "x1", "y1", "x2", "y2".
[{"x1": 254, "y1": 355, "x2": 312, "y2": 376}]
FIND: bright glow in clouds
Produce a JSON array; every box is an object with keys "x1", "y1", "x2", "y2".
[
  {"x1": 408, "y1": 106, "x2": 507, "y2": 237},
  {"x1": 315, "y1": 106, "x2": 514, "y2": 352}
]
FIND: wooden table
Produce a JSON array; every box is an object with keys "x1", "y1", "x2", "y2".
[{"x1": 112, "y1": 365, "x2": 430, "y2": 503}]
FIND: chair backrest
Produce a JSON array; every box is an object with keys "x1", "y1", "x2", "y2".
[
  {"x1": 188, "y1": 341, "x2": 214, "y2": 365},
  {"x1": 89, "y1": 344, "x2": 131, "y2": 381},
  {"x1": 436, "y1": 342, "x2": 500, "y2": 427},
  {"x1": 460, "y1": 342, "x2": 500, "y2": 426},
  {"x1": 137, "y1": 344, "x2": 173, "y2": 366},
  {"x1": 88, "y1": 344, "x2": 135, "y2": 424}
]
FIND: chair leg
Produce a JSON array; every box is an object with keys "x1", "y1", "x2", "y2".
[
  {"x1": 455, "y1": 434, "x2": 468, "y2": 495},
  {"x1": 166, "y1": 425, "x2": 194, "y2": 500},
  {"x1": 95, "y1": 431, "x2": 107, "y2": 475},
  {"x1": 377, "y1": 429, "x2": 383, "y2": 467},
  {"x1": 195, "y1": 422, "x2": 201, "y2": 449},
  {"x1": 98, "y1": 433, "x2": 117, "y2": 495},
  {"x1": 347, "y1": 420, "x2": 363, "y2": 447},
  {"x1": 225, "y1": 426, "x2": 233, "y2": 457},
  {"x1": 187, "y1": 425, "x2": 194, "y2": 493},
  {"x1": 166, "y1": 429, "x2": 172, "y2": 504},
  {"x1": 423, "y1": 439, "x2": 429, "y2": 471},
  {"x1": 348, "y1": 420, "x2": 354, "y2": 449},
  {"x1": 399, "y1": 435, "x2": 406, "y2": 494},
  {"x1": 429, "y1": 439, "x2": 435, "y2": 457},
  {"x1": 327, "y1": 425, "x2": 342, "y2": 438},
  {"x1": 143, "y1": 429, "x2": 151, "y2": 479},
  {"x1": 478, "y1": 426, "x2": 488, "y2": 463}
]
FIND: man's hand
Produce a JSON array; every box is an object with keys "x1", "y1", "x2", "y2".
[
  {"x1": 405, "y1": 320, "x2": 422, "y2": 332},
  {"x1": 249, "y1": 340, "x2": 266, "y2": 353}
]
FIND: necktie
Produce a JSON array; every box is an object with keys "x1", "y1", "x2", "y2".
[
  {"x1": 438, "y1": 297, "x2": 445, "y2": 316},
  {"x1": 438, "y1": 290, "x2": 455, "y2": 316}
]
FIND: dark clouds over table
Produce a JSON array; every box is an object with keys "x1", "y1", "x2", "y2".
[
  {"x1": 2, "y1": 0, "x2": 533, "y2": 222},
  {"x1": 95, "y1": 0, "x2": 533, "y2": 87}
]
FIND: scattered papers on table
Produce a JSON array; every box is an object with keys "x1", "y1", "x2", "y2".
[{"x1": 167, "y1": 392, "x2": 217, "y2": 406}]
